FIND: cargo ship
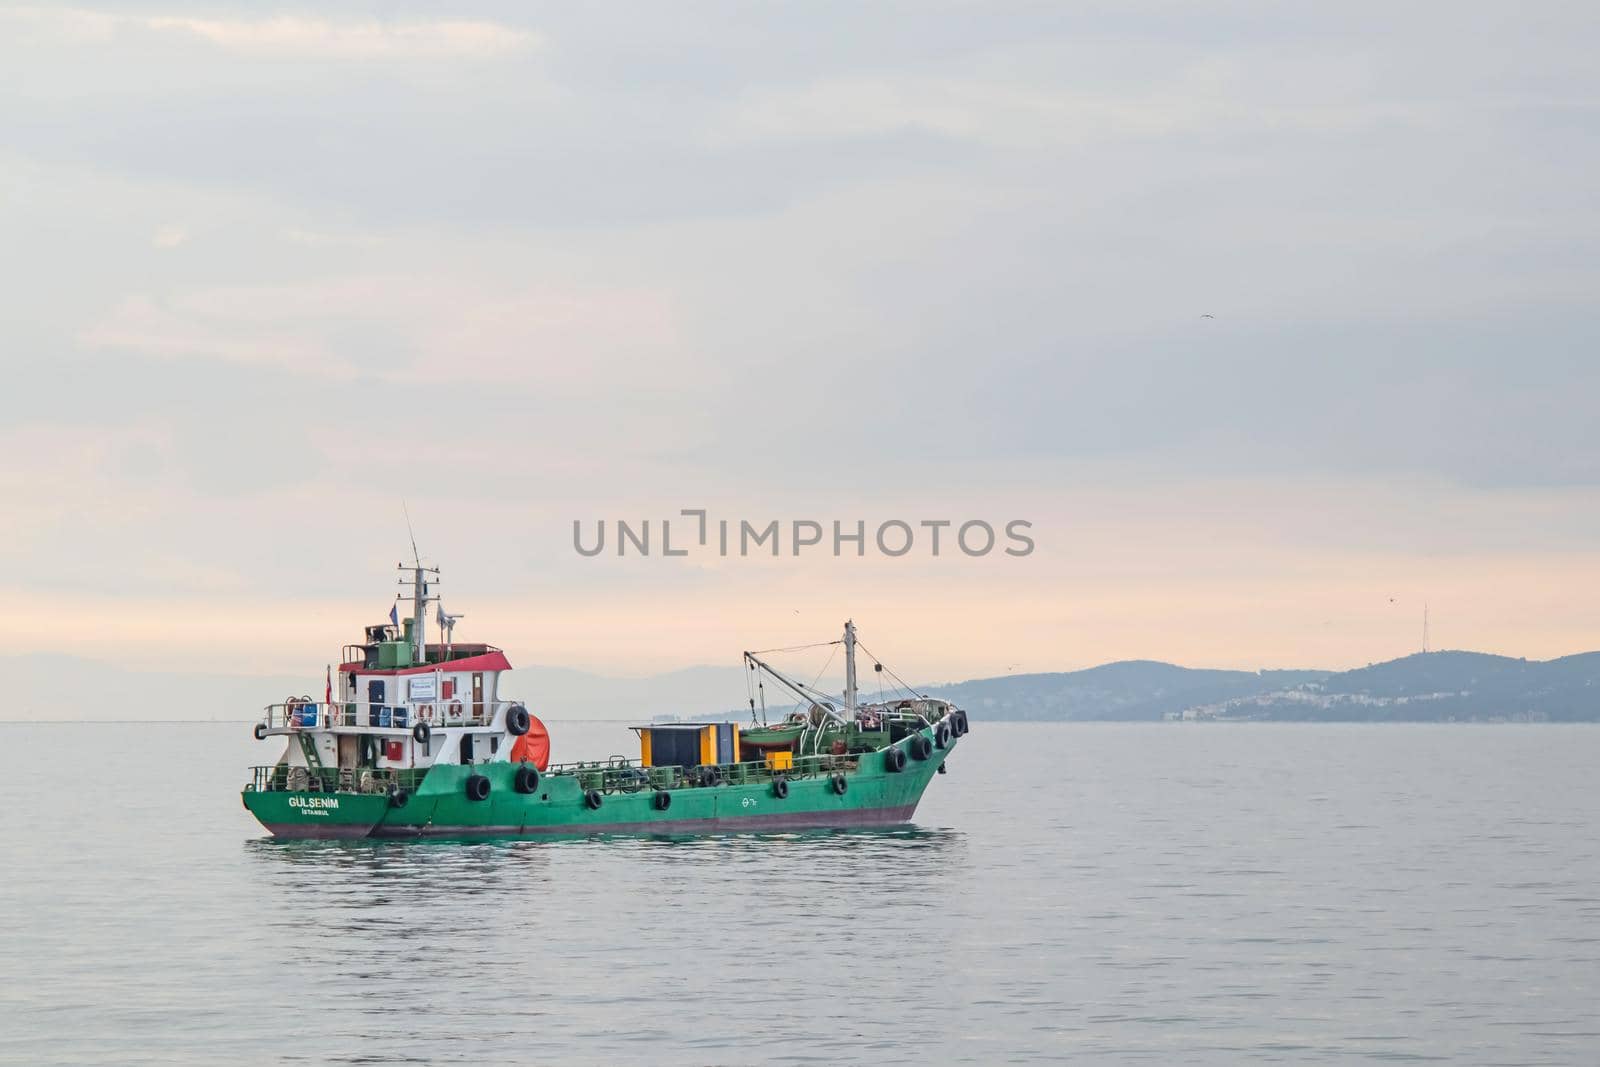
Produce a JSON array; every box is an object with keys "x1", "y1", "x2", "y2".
[{"x1": 241, "y1": 563, "x2": 968, "y2": 839}]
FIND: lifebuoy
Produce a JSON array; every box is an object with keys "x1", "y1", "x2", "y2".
[
  {"x1": 771, "y1": 777, "x2": 789, "y2": 799},
  {"x1": 447, "y1": 700, "x2": 463, "y2": 722},
  {"x1": 514, "y1": 764, "x2": 540, "y2": 794},
  {"x1": 418, "y1": 705, "x2": 434, "y2": 724},
  {"x1": 506, "y1": 705, "x2": 531, "y2": 736},
  {"x1": 412, "y1": 722, "x2": 431, "y2": 745},
  {"x1": 884, "y1": 745, "x2": 906, "y2": 773},
  {"x1": 584, "y1": 789, "x2": 604, "y2": 810},
  {"x1": 465, "y1": 774, "x2": 490, "y2": 801},
  {"x1": 653, "y1": 790, "x2": 672, "y2": 811},
  {"x1": 831, "y1": 773, "x2": 848, "y2": 795}
]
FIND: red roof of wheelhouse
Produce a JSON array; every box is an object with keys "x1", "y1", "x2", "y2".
[{"x1": 339, "y1": 650, "x2": 512, "y2": 676}]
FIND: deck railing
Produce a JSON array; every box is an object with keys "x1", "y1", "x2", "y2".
[
  {"x1": 262, "y1": 698, "x2": 517, "y2": 731},
  {"x1": 546, "y1": 752, "x2": 859, "y2": 794},
  {"x1": 247, "y1": 764, "x2": 429, "y2": 794}
]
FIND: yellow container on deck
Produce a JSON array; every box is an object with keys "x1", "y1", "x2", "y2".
[{"x1": 766, "y1": 751, "x2": 794, "y2": 771}]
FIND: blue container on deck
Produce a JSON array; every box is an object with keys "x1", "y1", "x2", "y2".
[
  {"x1": 377, "y1": 707, "x2": 392, "y2": 728},
  {"x1": 297, "y1": 706, "x2": 319, "y2": 728},
  {"x1": 392, "y1": 707, "x2": 409, "y2": 728}
]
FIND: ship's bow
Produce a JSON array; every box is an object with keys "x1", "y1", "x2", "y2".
[{"x1": 241, "y1": 788, "x2": 391, "y2": 840}]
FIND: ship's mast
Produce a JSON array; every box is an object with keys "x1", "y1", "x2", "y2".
[
  {"x1": 399, "y1": 505, "x2": 437, "y2": 664},
  {"x1": 843, "y1": 619, "x2": 857, "y2": 714},
  {"x1": 411, "y1": 564, "x2": 428, "y2": 662}
]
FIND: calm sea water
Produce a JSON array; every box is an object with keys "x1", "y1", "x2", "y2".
[{"x1": 4, "y1": 721, "x2": 1599, "y2": 1065}]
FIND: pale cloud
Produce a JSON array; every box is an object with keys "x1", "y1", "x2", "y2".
[
  {"x1": 724, "y1": 56, "x2": 1433, "y2": 149},
  {"x1": 1, "y1": 7, "x2": 538, "y2": 59},
  {"x1": 82, "y1": 276, "x2": 684, "y2": 386},
  {"x1": 151, "y1": 224, "x2": 188, "y2": 248}
]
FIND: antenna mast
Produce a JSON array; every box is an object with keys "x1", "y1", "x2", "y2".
[
  {"x1": 843, "y1": 620, "x2": 858, "y2": 714},
  {"x1": 398, "y1": 502, "x2": 438, "y2": 663},
  {"x1": 1422, "y1": 602, "x2": 1430, "y2": 654}
]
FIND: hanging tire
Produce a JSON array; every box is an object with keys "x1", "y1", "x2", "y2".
[
  {"x1": 910, "y1": 735, "x2": 933, "y2": 760},
  {"x1": 653, "y1": 790, "x2": 672, "y2": 811},
  {"x1": 253, "y1": 722, "x2": 268, "y2": 740},
  {"x1": 831, "y1": 774, "x2": 848, "y2": 795},
  {"x1": 584, "y1": 789, "x2": 604, "y2": 810},
  {"x1": 506, "y1": 705, "x2": 531, "y2": 736},
  {"x1": 412, "y1": 722, "x2": 431, "y2": 745},
  {"x1": 934, "y1": 723, "x2": 951, "y2": 749},
  {"x1": 884, "y1": 746, "x2": 906, "y2": 773},
  {"x1": 955, "y1": 710, "x2": 970, "y2": 736},
  {"x1": 465, "y1": 774, "x2": 490, "y2": 801},
  {"x1": 772, "y1": 777, "x2": 789, "y2": 799},
  {"x1": 700, "y1": 765, "x2": 722, "y2": 787},
  {"x1": 387, "y1": 783, "x2": 409, "y2": 808},
  {"x1": 514, "y1": 764, "x2": 540, "y2": 794}
]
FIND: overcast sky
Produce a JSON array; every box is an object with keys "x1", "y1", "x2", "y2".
[{"x1": 3, "y1": 2, "x2": 1598, "y2": 685}]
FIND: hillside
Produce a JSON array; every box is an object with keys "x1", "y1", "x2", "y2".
[
  {"x1": 1202, "y1": 651, "x2": 1600, "y2": 722},
  {"x1": 927, "y1": 651, "x2": 1600, "y2": 723},
  {"x1": 925, "y1": 661, "x2": 1331, "y2": 722}
]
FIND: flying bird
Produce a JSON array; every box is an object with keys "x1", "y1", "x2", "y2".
[{"x1": 1200, "y1": 313, "x2": 1215, "y2": 319}]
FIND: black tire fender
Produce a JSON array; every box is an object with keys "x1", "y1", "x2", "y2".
[
  {"x1": 412, "y1": 722, "x2": 431, "y2": 745},
  {"x1": 465, "y1": 774, "x2": 490, "y2": 801},
  {"x1": 506, "y1": 705, "x2": 531, "y2": 736},
  {"x1": 514, "y1": 764, "x2": 540, "y2": 794},
  {"x1": 253, "y1": 722, "x2": 268, "y2": 741},
  {"x1": 653, "y1": 790, "x2": 672, "y2": 811},
  {"x1": 831, "y1": 774, "x2": 848, "y2": 795},
  {"x1": 584, "y1": 788, "x2": 604, "y2": 810},
  {"x1": 934, "y1": 723, "x2": 951, "y2": 749},
  {"x1": 772, "y1": 777, "x2": 789, "y2": 799},
  {"x1": 885, "y1": 745, "x2": 906, "y2": 773}
]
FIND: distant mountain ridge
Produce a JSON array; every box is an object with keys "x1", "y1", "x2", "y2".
[
  {"x1": 5, "y1": 649, "x2": 1596, "y2": 723},
  {"x1": 925, "y1": 651, "x2": 1600, "y2": 723}
]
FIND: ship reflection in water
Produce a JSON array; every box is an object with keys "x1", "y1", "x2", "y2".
[
  {"x1": 244, "y1": 825, "x2": 964, "y2": 907},
  {"x1": 238, "y1": 826, "x2": 970, "y2": 1053}
]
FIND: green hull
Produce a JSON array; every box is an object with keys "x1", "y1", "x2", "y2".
[{"x1": 244, "y1": 730, "x2": 955, "y2": 840}]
